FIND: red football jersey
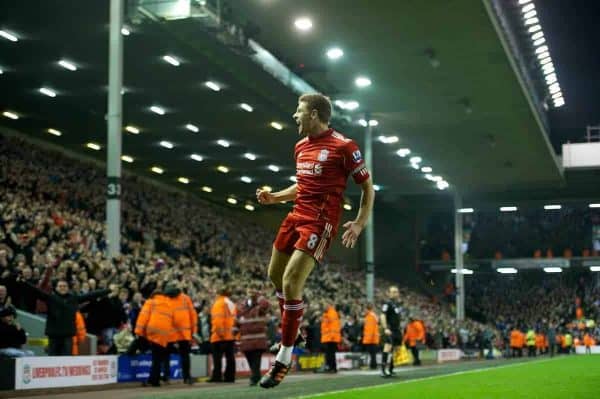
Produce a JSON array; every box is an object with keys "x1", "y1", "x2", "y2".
[{"x1": 292, "y1": 128, "x2": 370, "y2": 225}]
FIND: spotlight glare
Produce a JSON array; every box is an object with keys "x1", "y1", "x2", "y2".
[
  {"x1": 327, "y1": 47, "x2": 344, "y2": 60},
  {"x1": 244, "y1": 152, "x2": 257, "y2": 160},
  {"x1": 294, "y1": 17, "x2": 313, "y2": 31},
  {"x1": 185, "y1": 124, "x2": 199, "y2": 133},
  {"x1": 0, "y1": 30, "x2": 18, "y2": 42},
  {"x1": 205, "y1": 81, "x2": 221, "y2": 92},
  {"x1": 190, "y1": 154, "x2": 204, "y2": 162},
  {"x1": 217, "y1": 139, "x2": 230, "y2": 148},
  {"x1": 86, "y1": 142, "x2": 101, "y2": 151},
  {"x1": 58, "y1": 60, "x2": 77, "y2": 71},
  {"x1": 151, "y1": 166, "x2": 164, "y2": 174},
  {"x1": 544, "y1": 204, "x2": 562, "y2": 210},
  {"x1": 159, "y1": 140, "x2": 174, "y2": 149},
  {"x1": 270, "y1": 122, "x2": 283, "y2": 130},
  {"x1": 150, "y1": 106, "x2": 165, "y2": 115},
  {"x1": 355, "y1": 76, "x2": 372, "y2": 88},
  {"x1": 162, "y1": 55, "x2": 180, "y2": 66},
  {"x1": 39, "y1": 87, "x2": 57, "y2": 97},
  {"x1": 396, "y1": 148, "x2": 411, "y2": 157},
  {"x1": 47, "y1": 128, "x2": 62, "y2": 136},
  {"x1": 125, "y1": 125, "x2": 140, "y2": 134},
  {"x1": 240, "y1": 103, "x2": 254, "y2": 112},
  {"x1": 2, "y1": 111, "x2": 19, "y2": 120}
]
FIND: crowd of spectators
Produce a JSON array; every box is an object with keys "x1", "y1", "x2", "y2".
[
  {"x1": 0, "y1": 134, "x2": 531, "y2": 357},
  {"x1": 420, "y1": 209, "x2": 599, "y2": 260}
]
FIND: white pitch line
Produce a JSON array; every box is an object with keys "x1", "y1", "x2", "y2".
[{"x1": 294, "y1": 357, "x2": 562, "y2": 399}]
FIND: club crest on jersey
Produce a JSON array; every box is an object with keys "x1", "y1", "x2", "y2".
[
  {"x1": 318, "y1": 149, "x2": 329, "y2": 162},
  {"x1": 352, "y1": 150, "x2": 362, "y2": 163}
]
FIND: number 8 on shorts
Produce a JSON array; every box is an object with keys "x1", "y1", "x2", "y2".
[{"x1": 307, "y1": 233, "x2": 319, "y2": 249}]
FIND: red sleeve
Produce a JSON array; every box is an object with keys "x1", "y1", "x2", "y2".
[{"x1": 341, "y1": 140, "x2": 370, "y2": 184}]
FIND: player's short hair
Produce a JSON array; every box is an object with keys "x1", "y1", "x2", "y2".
[{"x1": 299, "y1": 93, "x2": 332, "y2": 123}]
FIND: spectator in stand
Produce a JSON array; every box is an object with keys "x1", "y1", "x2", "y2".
[
  {"x1": 197, "y1": 306, "x2": 212, "y2": 355},
  {"x1": 18, "y1": 278, "x2": 109, "y2": 355},
  {"x1": 237, "y1": 287, "x2": 270, "y2": 386},
  {"x1": 82, "y1": 283, "x2": 127, "y2": 352},
  {"x1": 0, "y1": 284, "x2": 10, "y2": 307},
  {"x1": 0, "y1": 305, "x2": 34, "y2": 357}
]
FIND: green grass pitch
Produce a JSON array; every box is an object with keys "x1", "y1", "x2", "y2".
[{"x1": 304, "y1": 356, "x2": 600, "y2": 399}]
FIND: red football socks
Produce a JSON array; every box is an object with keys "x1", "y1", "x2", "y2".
[
  {"x1": 281, "y1": 299, "x2": 304, "y2": 346},
  {"x1": 276, "y1": 291, "x2": 285, "y2": 316}
]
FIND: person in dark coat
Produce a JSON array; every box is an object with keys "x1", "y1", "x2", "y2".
[
  {"x1": 20, "y1": 278, "x2": 109, "y2": 355},
  {"x1": 237, "y1": 288, "x2": 270, "y2": 386},
  {"x1": 0, "y1": 305, "x2": 34, "y2": 357}
]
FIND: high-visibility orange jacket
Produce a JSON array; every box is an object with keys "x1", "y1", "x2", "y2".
[
  {"x1": 170, "y1": 293, "x2": 198, "y2": 342},
  {"x1": 135, "y1": 294, "x2": 174, "y2": 347},
  {"x1": 574, "y1": 337, "x2": 582, "y2": 347},
  {"x1": 362, "y1": 310, "x2": 380, "y2": 345},
  {"x1": 210, "y1": 295, "x2": 237, "y2": 343},
  {"x1": 510, "y1": 329, "x2": 523, "y2": 348},
  {"x1": 583, "y1": 334, "x2": 595, "y2": 347},
  {"x1": 72, "y1": 311, "x2": 86, "y2": 355},
  {"x1": 321, "y1": 305, "x2": 341, "y2": 344},
  {"x1": 404, "y1": 320, "x2": 426, "y2": 347},
  {"x1": 535, "y1": 334, "x2": 545, "y2": 349}
]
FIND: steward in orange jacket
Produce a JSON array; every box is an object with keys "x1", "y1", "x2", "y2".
[
  {"x1": 209, "y1": 288, "x2": 237, "y2": 382},
  {"x1": 135, "y1": 290, "x2": 177, "y2": 387},
  {"x1": 510, "y1": 328, "x2": 524, "y2": 357},
  {"x1": 362, "y1": 304, "x2": 380, "y2": 370},
  {"x1": 72, "y1": 311, "x2": 86, "y2": 355},
  {"x1": 404, "y1": 316, "x2": 426, "y2": 366},
  {"x1": 165, "y1": 284, "x2": 197, "y2": 384},
  {"x1": 583, "y1": 333, "x2": 595, "y2": 354},
  {"x1": 362, "y1": 306, "x2": 380, "y2": 345},
  {"x1": 535, "y1": 333, "x2": 545, "y2": 355},
  {"x1": 321, "y1": 305, "x2": 341, "y2": 372}
]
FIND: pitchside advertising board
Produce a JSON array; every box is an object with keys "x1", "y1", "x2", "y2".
[
  {"x1": 118, "y1": 355, "x2": 182, "y2": 382},
  {"x1": 576, "y1": 346, "x2": 600, "y2": 355},
  {"x1": 15, "y1": 356, "x2": 118, "y2": 390}
]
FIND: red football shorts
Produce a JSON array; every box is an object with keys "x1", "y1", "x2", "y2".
[{"x1": 273, "y1": 213, "x2": 336, "y2": 262}]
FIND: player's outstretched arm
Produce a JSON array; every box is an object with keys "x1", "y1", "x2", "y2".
[
  {"x1": 341, "y1": 177, "x2": 375, "y2": 248},
  {"x1": 256, "y1": 184, "x2": 297, "y2": 205}
]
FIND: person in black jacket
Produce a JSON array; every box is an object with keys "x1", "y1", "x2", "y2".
[
  {"x1": 20, "y1": 278, "x2": 109, "y2": 355},
  {"x1": 0, "y1": 305, "x2": 34, "y2": 357}
]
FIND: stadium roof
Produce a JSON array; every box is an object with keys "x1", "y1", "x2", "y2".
[{"x1": 0, "y1": 0, "x2": 568, "y2": 209}]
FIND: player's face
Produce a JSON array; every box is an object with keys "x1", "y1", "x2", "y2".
[
  {"x1": 293, "y1": 101, "x2": 317, "y2": 136},
  {"x1": 388, "y1": 287, "x2": 399, "y2": 300}
]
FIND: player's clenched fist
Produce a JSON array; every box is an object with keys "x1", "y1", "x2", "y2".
[{"x1": 256, "y1": 188, "x2": 276, "y2": 205}]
